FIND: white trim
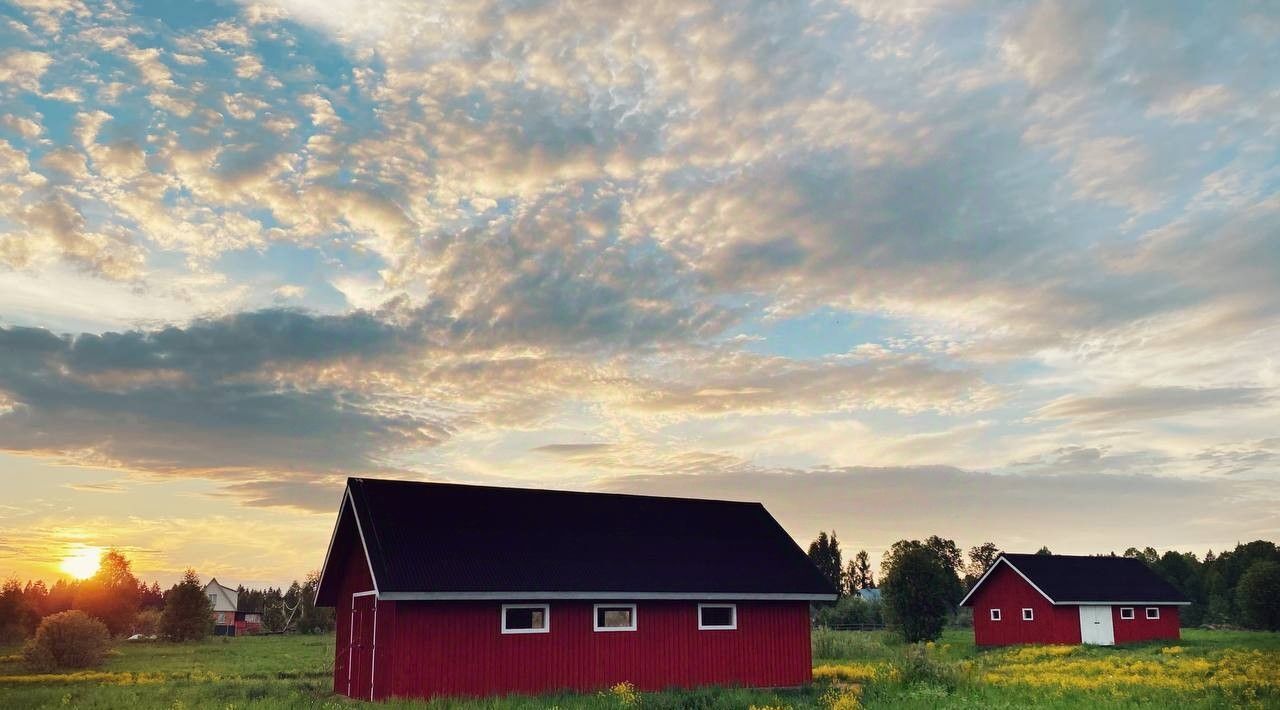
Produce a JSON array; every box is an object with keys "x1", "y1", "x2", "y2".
[
  {"x1": 1058, "y1": 600, "x2": 1190, "y2": 606},
  {"x1": 959, "y1": 556, "x2": 1189, "y2": 607},
  {"x1": 380, "y1": 591, "x2": 836, "y2": 601},
  {"x1": 698, "y1": 603, "x2": 737, "y2": 630},
  {"x1": 989, "y1": 608, "x2": 1002, "y2": 621},
  {"x1": 352, "y1": 590, "x2": 378, "y2": 598},
  {"x1": 345, "y1": 488, "x2": 381, "y2": 597},
  {"x1": 1120, "y1": 607, "x2": 1135, "y2": 620},
  {"x1": 959, "y1": 557, "x2": 1055, "y2": 607},
  {"x1": 346, "y1": 606, "x2": 354, "y2": 697},
  {"x1": 315, "y1": 487, "x2": 381, "y2": 605},
  {"x1": 593, "y1": 603, "x2": 637, "y2": 632},
  {"x1": 369, "y1": 598, "x2": 378, "y2": 701},
  {"x1": 501, "y1": 603, "x2": 550, "y2": 634},
  {"x1": 1145, "y1": 607, "x2": 1160, "y2": 619},
  {"x1": 1021, "y1": 607, "x2": 1034, "y2": 621}
]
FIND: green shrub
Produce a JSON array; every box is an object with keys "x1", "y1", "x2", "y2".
[
  {"x1": 891, "y1": 643, "x2": 963, "y2": 691},
  {"x1": 133, "y1": 608, "x2": 162, "y2": 636},
  {"x1": 22, "y1": 610, "x2": 111, "y2": 671}
]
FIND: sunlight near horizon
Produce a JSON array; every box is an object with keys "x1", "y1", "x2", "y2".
[{"x1": 60, "y1": 546, "x2": 103, "y2": 580}]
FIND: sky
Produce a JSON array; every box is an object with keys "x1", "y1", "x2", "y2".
[{"x1": 0, "y1": 0, "x2": 1277, "y2": 589}]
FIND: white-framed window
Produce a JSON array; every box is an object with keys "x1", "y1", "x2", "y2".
[
  {"x1": 989, "y1": 608, "x2": 1002, "y2": 621},
  {"x1": 698, "y1": 603, "x2": 737, "y2": 630},
  {"x1": 593, "y1": 604, "x2": 637, "y2": 632},
  {"x1": 1145, "y1": 607, "x2": 1160, "y2": 620},
  {"x1": 1120, "y1": 607, "x2": 1135, "y2": 620},
  {"x1": 208, "y1": 593, "x2": 218, "y2": 605},
  {"x1": 501, "y1": 604, "x2": 550, "y2": 634},
  {"x1": 1021, "y1": 608, "x2": 1034, "y2": 621}
]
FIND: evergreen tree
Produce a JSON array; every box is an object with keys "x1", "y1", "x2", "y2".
[
  {"x1": 807, "y1": 531, "x2": 844, "y2": 595},
  {"x1": 160, "y1": 569, "x2": 212, "y2": 641}
]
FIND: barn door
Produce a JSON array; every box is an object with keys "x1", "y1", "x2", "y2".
[
  {"x1": 349, "y1": 593, "x2": 377, "y2": 699},
  {"x1": 1078, "y1": 605, "x2": 1114, "y2": 645}
]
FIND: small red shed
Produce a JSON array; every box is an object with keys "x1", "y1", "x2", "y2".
[
  {"x1": 315, "y1": 478, "x2": 837, "y2": 701},
  {"x1": 960, "y1": 553, "x2": 1188, "y2": 646}
]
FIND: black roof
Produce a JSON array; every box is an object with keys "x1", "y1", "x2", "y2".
[
  {"x1": 962, "y1": 552, "x2": 1189, "y2": 605},
  {"x1": 319, "y1": 477, "x2": 837, "y2": 602}
]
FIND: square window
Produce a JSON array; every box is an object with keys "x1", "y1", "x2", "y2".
[
  {"x1": 501, "y1": 604, "x2": 550, "y2": 634},
  {"x1": 1146, "y1": 607, "x2": 1160, "y2": 620},
  {"x1": 1021, "y1": 608, "x2": 1034, "y2": 621},
  {"x1": 989, "y1": 608, "x2": 1002, "y2": 621},
  {"x1": 594, "y1": 604, "x2": 637, "y2": 632},
  {"x1": 698, "y1": 604, "x2": 737, "y2": 630},
  {"x1": 1120, "y1": 607, "x2": 1135, "y2": 620}
]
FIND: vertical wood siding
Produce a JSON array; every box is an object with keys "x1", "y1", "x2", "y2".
[
  {"x1": 971, "y1": 564, "x2": 1182, "y2": 646},
  {"x1": 970, "y1": 563, "x2": 1082, "y2": 645},
  {"x1": 331, "y1": 541, "x2": 374, "y2": 697},
  {"x1": 374, "y1": 600, "x2": 812, "y2": 700},
  {"x1": 1112, "y1": 605, "x2": 1180, "y2": 644}
]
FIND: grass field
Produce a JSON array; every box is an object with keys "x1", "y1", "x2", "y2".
[{"x1": 1, "y1": 629, "x2": 1277, "y2": 709}]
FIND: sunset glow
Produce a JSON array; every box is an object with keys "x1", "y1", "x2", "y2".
[
  {"x1": 60, "y1": 547, "x2": 103, "y2": 580},
  {"x1": 0, "y1": 0, "x2": 1277, "y2": 589}
]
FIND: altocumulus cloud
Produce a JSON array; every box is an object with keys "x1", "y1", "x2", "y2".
[{"x1": 0, "y1": 0, "x2": 1275, "y2": 555}]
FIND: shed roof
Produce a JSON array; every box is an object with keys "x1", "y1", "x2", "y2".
[
  {"x1": 960, "y1": 552, "x2": 1190, "y2": 606},
  {"x1": 316, "y1": 477, "x2": 838, "y2": 604}
]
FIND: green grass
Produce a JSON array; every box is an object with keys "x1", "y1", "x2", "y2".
[{"x1": 1, "y1": 629, "x2": 1277, "y2": 709}]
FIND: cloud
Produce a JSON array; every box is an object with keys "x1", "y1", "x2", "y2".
[
  {"x1": 1036, "y1": 386, "x2": 1271, "y2": 427},
  {"x1": 0, "y1": 50, "x2": 52, "y2": 92},
  {"x1": 594, "y1": 464, "x2": 1280, "y2": 557}
]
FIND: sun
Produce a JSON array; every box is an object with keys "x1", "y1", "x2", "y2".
[{"x1": 60, "y1": 546, "x2": 103, "y2": 580}]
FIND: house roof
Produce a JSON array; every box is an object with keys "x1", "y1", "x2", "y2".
[
  {"x1": 959, "y1": 553, "x2": 1190, "y2": 606},
  {"x1": 203, "y1": 578, "x2": 239, "y2": 612},
  {"x1": 316, "y1": 477, "x2": 838, "y2": 604}
]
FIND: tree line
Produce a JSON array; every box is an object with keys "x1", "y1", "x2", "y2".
[
  {"x1": 0, "y1": 549, "x2": 335, "y2": 647},
  {"x1": 807, "y1": 532, "x2": 1280, "y2": 642}
]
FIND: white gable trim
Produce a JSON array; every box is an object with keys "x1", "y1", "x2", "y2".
[
  {"x1": 204, "y1": 579, "x2": 239, "y2": 612},
  {"x1": 959, "y1": 556, "x2": 1055, "y2": 607},
  {"x1": 315, "y1": 485, "x2": 381, "y2": 605}
]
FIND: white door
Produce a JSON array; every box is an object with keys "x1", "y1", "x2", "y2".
[{"x1": 1078, "y1": 605, "x2": 1115, "y2": 645}]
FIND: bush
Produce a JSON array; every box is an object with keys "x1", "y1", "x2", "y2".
[
  {"x1": 22, "y1": 610, "x2": 111, "y2": 671},
  {"x1": 891, "y1": 643, "x2": 963, "y2": 690},
  {"x1": 133, "y1": 609, "x2": 162, "y2": 636}
]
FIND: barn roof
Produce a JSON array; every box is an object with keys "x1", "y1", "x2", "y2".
[
  {"x1": 316, "y1": 477, "x2": 838, "y2": 604},
  {"x1": 959, "y1": 552, "x2": 1190, "y2": 606}
]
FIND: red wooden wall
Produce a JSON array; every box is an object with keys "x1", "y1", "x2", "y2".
[
  {"x1": 969, "y1": 563, "x2": 1081, "y2": 646},
  {"x1": 331, "y1": 542, "x2": 374, "y2": 697},
  {"x1": 1111, "y1": 605, "x2": 1180, "y2": 644},
  {"x1": 369, "y1": 599, "x2": 812, "y2": 700}
]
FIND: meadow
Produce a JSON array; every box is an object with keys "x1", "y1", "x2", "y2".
[{"x1": 1, "y1": 629, "x2": 1277, "y2": 709}]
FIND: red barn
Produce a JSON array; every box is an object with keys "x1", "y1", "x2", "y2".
[
  {"x1": 960, "y1": 553, "x2": 1188, "y2": 646},
  {"x1": 315, "y1": 478, "x2": 837, "y2": 701}
]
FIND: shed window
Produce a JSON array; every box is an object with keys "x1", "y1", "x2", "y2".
[
  {"x1": 1120, "y1": 607, "x2": 1135, "y2": 620},
  {"x1": 698, "y1": 603, "x2": 737, "y2": 630},
  {"x1": 594, "y1": 604, "x2": 637, "y2": 631},
  {"x1": 989, "y1": 608, "x2": 1001, "y2": 621},
  {"x1": 1021, "y1": 608, "x2": 1034, "y2": 621},
  {"x1": 501, "y1": 604, "x2": 549, "y2": 634},
  {"x1": 1145, "y1": 607, "x2": 1160, "y2": 620}
]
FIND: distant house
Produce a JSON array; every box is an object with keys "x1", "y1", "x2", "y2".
[
  {"x1": 203, "y1": 578, "x2": 263, "y2": 637},
  {"x1": 959, "y1": 553, "x2": 1188, "y2": 646},
  {"x1": 315, "y1": 477, "x2": 838, "y2": 701},
  {"x1": 855, "y1": 588, "x2": 881, "y2": 603}
]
